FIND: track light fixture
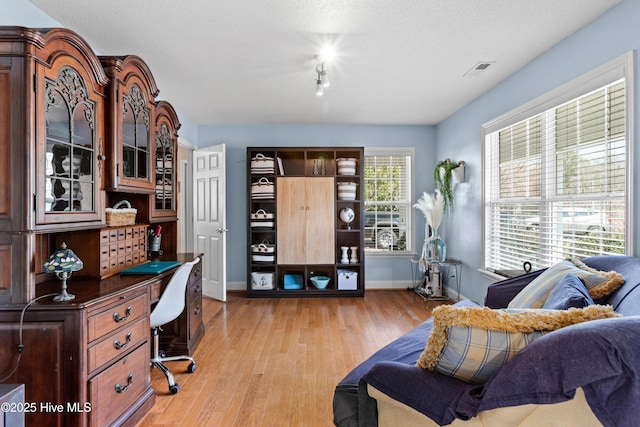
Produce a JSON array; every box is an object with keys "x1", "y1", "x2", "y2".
[{"x1": 315, "y1": 62, "x2": 330, "y2": 96}]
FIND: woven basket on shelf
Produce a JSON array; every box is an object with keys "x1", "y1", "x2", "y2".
[{"x1": 105, "y1": 200, "x2": 137, "y2": 227}]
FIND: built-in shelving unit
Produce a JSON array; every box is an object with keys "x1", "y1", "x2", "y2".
[{"x1": 247, "y1": 147, "x2": 365, "y2": 297}]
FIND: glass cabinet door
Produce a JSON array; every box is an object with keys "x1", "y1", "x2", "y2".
[
  {"x1": 38, "y1": 66, "x2": 102, "y2": 224},
  {"x1": 151, "y1": 100, "x2": 179, "y2": 220},
  {"x1": 122, "y1": 84, "x2": 151, "y2": 182},
  {"x1": 100, "y1": 55, "x2": 158, "y2": 194},
  {"x1": 155, "y1": 122, "x2": 175, "y2": 212},
  {"x1": 44, "y1": 66, "x2": 96, "y2": 213}
]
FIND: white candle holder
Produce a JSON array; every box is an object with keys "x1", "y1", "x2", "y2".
[
  {"x1": 350, "y1": 246, "x2": 358, "y2": 264},
  {"x1": 340, "y1": 246, "x2": 350, "y2": 264}
]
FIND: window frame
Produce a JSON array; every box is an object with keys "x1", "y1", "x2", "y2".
[
  {"x1": 481, "y1": 52, "x2": 634, "y2": 275},
  {"x1": 363, "y1": 147, "x2": 415, "y2": 256}
]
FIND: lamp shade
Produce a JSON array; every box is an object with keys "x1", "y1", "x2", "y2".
[{"x1": 43, "y1": 242, "x2": 84, "y2": 273}]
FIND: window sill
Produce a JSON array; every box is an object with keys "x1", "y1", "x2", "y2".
[
  {"x1": 365, "y1": 251, "x2": 416, "y2": 259},
  {"x1": 478, "y1": 268, "x2": 525, "y2": 282}
]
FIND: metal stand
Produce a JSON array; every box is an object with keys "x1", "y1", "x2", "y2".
[{"x1": 410, "y1": 257, "x2": 462, "y2": 302}]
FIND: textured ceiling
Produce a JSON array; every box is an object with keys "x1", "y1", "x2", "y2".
[{"x1": 30, "y1": 0, "x2": 621, "y2": 125}]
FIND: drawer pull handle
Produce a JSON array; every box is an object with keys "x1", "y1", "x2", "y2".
[
  {"x1": 194, "y1": 305, "x2": 201, "y2": 315},
  {"x1": 194, "y1": 285, "x2": 201, "y2": 294},
  {"x1": 113, "y1": 306, "x2": 132, "y2": 323},
  {"x1": 113, "y1": 332, "x2": 132, "y2": 350},
  {"x1": 114, "y1": 373, "x2": 134, "y2": 393}
]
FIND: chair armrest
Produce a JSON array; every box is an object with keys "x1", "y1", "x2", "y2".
[{"x1": 484, "y1": 269, "x2": 545, "y2": 308}]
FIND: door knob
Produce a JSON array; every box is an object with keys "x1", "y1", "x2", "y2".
[{"x1": 216, "y1": 227, "x2": 228, "y2": 233}]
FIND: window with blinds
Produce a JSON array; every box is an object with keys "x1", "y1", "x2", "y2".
[
  {"x1": 483, "y1": 68, "x2": 630, "y2": 273},
  {"x1": 364, "y1": 148, "x2": 414, "y2": 253}
]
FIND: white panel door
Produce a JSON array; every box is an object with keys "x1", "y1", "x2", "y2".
[{"x1": 193, "y1": 144, "x2": 227, "y2": 301}]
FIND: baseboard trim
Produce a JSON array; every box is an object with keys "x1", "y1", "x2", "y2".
[{"x1": 227, "y1": 280, "x2": 467, "y2": 294}]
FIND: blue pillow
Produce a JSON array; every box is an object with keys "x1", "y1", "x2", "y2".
[{"x1": 542, "y1": 273, "x2": 594, "y2": 310}]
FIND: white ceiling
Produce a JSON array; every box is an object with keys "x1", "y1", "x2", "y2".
[{"x1": 30, "y1": 0, "x2": 621, "y2": 126}]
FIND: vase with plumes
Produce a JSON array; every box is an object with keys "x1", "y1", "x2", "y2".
[{"x1": 414, "y1": 191, "x2": 446, "y2": 270}]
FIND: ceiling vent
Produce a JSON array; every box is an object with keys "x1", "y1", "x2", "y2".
[{"x1": 463, "y1": 62, "x2": 494, "y2": 77}]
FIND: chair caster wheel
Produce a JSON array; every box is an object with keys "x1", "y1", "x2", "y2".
[
  {"x1": 188, "y1": 362, "x2": 197, "y2": 373},
  {"x1": 169, "y1": 384, "x2": 180, "y2": 394}
]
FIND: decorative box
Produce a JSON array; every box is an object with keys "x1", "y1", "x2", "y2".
[
  {"x1": 338, "y1": 269, "x2": 358, "y2": 290},
  {"x1": 251, "y1": 272, "x2": 275, "y2": 290}
]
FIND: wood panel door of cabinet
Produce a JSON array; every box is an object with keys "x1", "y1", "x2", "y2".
[{"x1": 277, "y1": 177, "x2": 334, "y2": 265}]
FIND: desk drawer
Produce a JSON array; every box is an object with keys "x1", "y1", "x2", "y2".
[
  {"x1": 88, "y1": 292, "x2": 148, "y2": 342},
  {"x1": 89, "y1": 342, "x2": 150, "y2": 427},
  {"x1": 188, "y1": 279, "x2": 201, "y2": 304},
  {"x1": 189, "y1": 261, "x2": 202, "y2": 287},
  {"x1": 88, "y1": 316, "x2": 148, "y2": 374}
]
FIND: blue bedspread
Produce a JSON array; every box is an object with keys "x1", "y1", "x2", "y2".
[
  {"x1": 456, "y1": 315, "x2": 640, "y2": 427},
  {"x1": 332, "y1": 300, "x2": 479, "y2": 427},
  {"x1": 361, "y1": 315, "x2": 640, "y2": 427}
]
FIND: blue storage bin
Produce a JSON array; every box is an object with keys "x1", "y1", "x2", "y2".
[{"x1": 283, "y1": 274, "x2": 303, "y2": 290}]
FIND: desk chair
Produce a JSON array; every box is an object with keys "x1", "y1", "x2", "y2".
[{"x1": 150, "y1": 258, "x2": 199, "y2": 394}]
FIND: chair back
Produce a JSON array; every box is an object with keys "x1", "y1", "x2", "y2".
[{"x1": 150, "y1": 258, "x2": 199, "y2": 328}]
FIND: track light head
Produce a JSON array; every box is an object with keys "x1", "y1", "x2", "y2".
[
  {"x1": 315, "y1": 77, "x2": 324, "y2": 96},
  {"x1": 315, "y1": 62, "x2": 330, "y2": 95}
]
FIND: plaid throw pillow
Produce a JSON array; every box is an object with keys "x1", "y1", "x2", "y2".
[
  {"x1": 416, "y1": 304, "x2": 619, "y2": 384},
  {"x1": 508, "y1": 259, "x2": 624, "y2": 309}
]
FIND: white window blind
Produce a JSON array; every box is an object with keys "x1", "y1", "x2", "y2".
[
  {"x1": 483, "y1": 68, "x2": 630, "y2": 272},
  {"x1": 364, "y1": 148, "x2": 413, "y2": 253}
]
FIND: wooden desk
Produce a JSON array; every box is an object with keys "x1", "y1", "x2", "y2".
[{"x1": 0, "y1": 253, "x2": 202, "y2": 427}]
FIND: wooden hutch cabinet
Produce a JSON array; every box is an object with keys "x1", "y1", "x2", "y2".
[
  {"x1": 247, "y1": 147, "x2": 365, "y2": 297},
  {"x1": 0, "y1": 27, "x2": 200, "y2": 427},
  {"x1": 0, "y1": 27, "x2": 108, "y2": 304}
]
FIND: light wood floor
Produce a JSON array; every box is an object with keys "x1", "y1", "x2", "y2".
[{"x1": 137, "y1": 290, "x2": 451, "y2": 427}]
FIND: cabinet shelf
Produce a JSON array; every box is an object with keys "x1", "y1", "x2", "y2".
[{"x1": 247, "y1": 147, "x2": 364, "y2": 297}]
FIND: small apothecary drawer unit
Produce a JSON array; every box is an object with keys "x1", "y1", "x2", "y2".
[{"x1": 247, "y1": 147, "x2": 365, "y2": 297}]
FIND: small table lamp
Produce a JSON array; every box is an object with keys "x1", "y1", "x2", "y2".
[{"x1": 43, "y1": 242, "x2": 84, "y2": 302}]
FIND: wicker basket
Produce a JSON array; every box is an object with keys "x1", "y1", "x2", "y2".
[{"x1": 105, "y1": 200, "x2": 137, "y2": 227}]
